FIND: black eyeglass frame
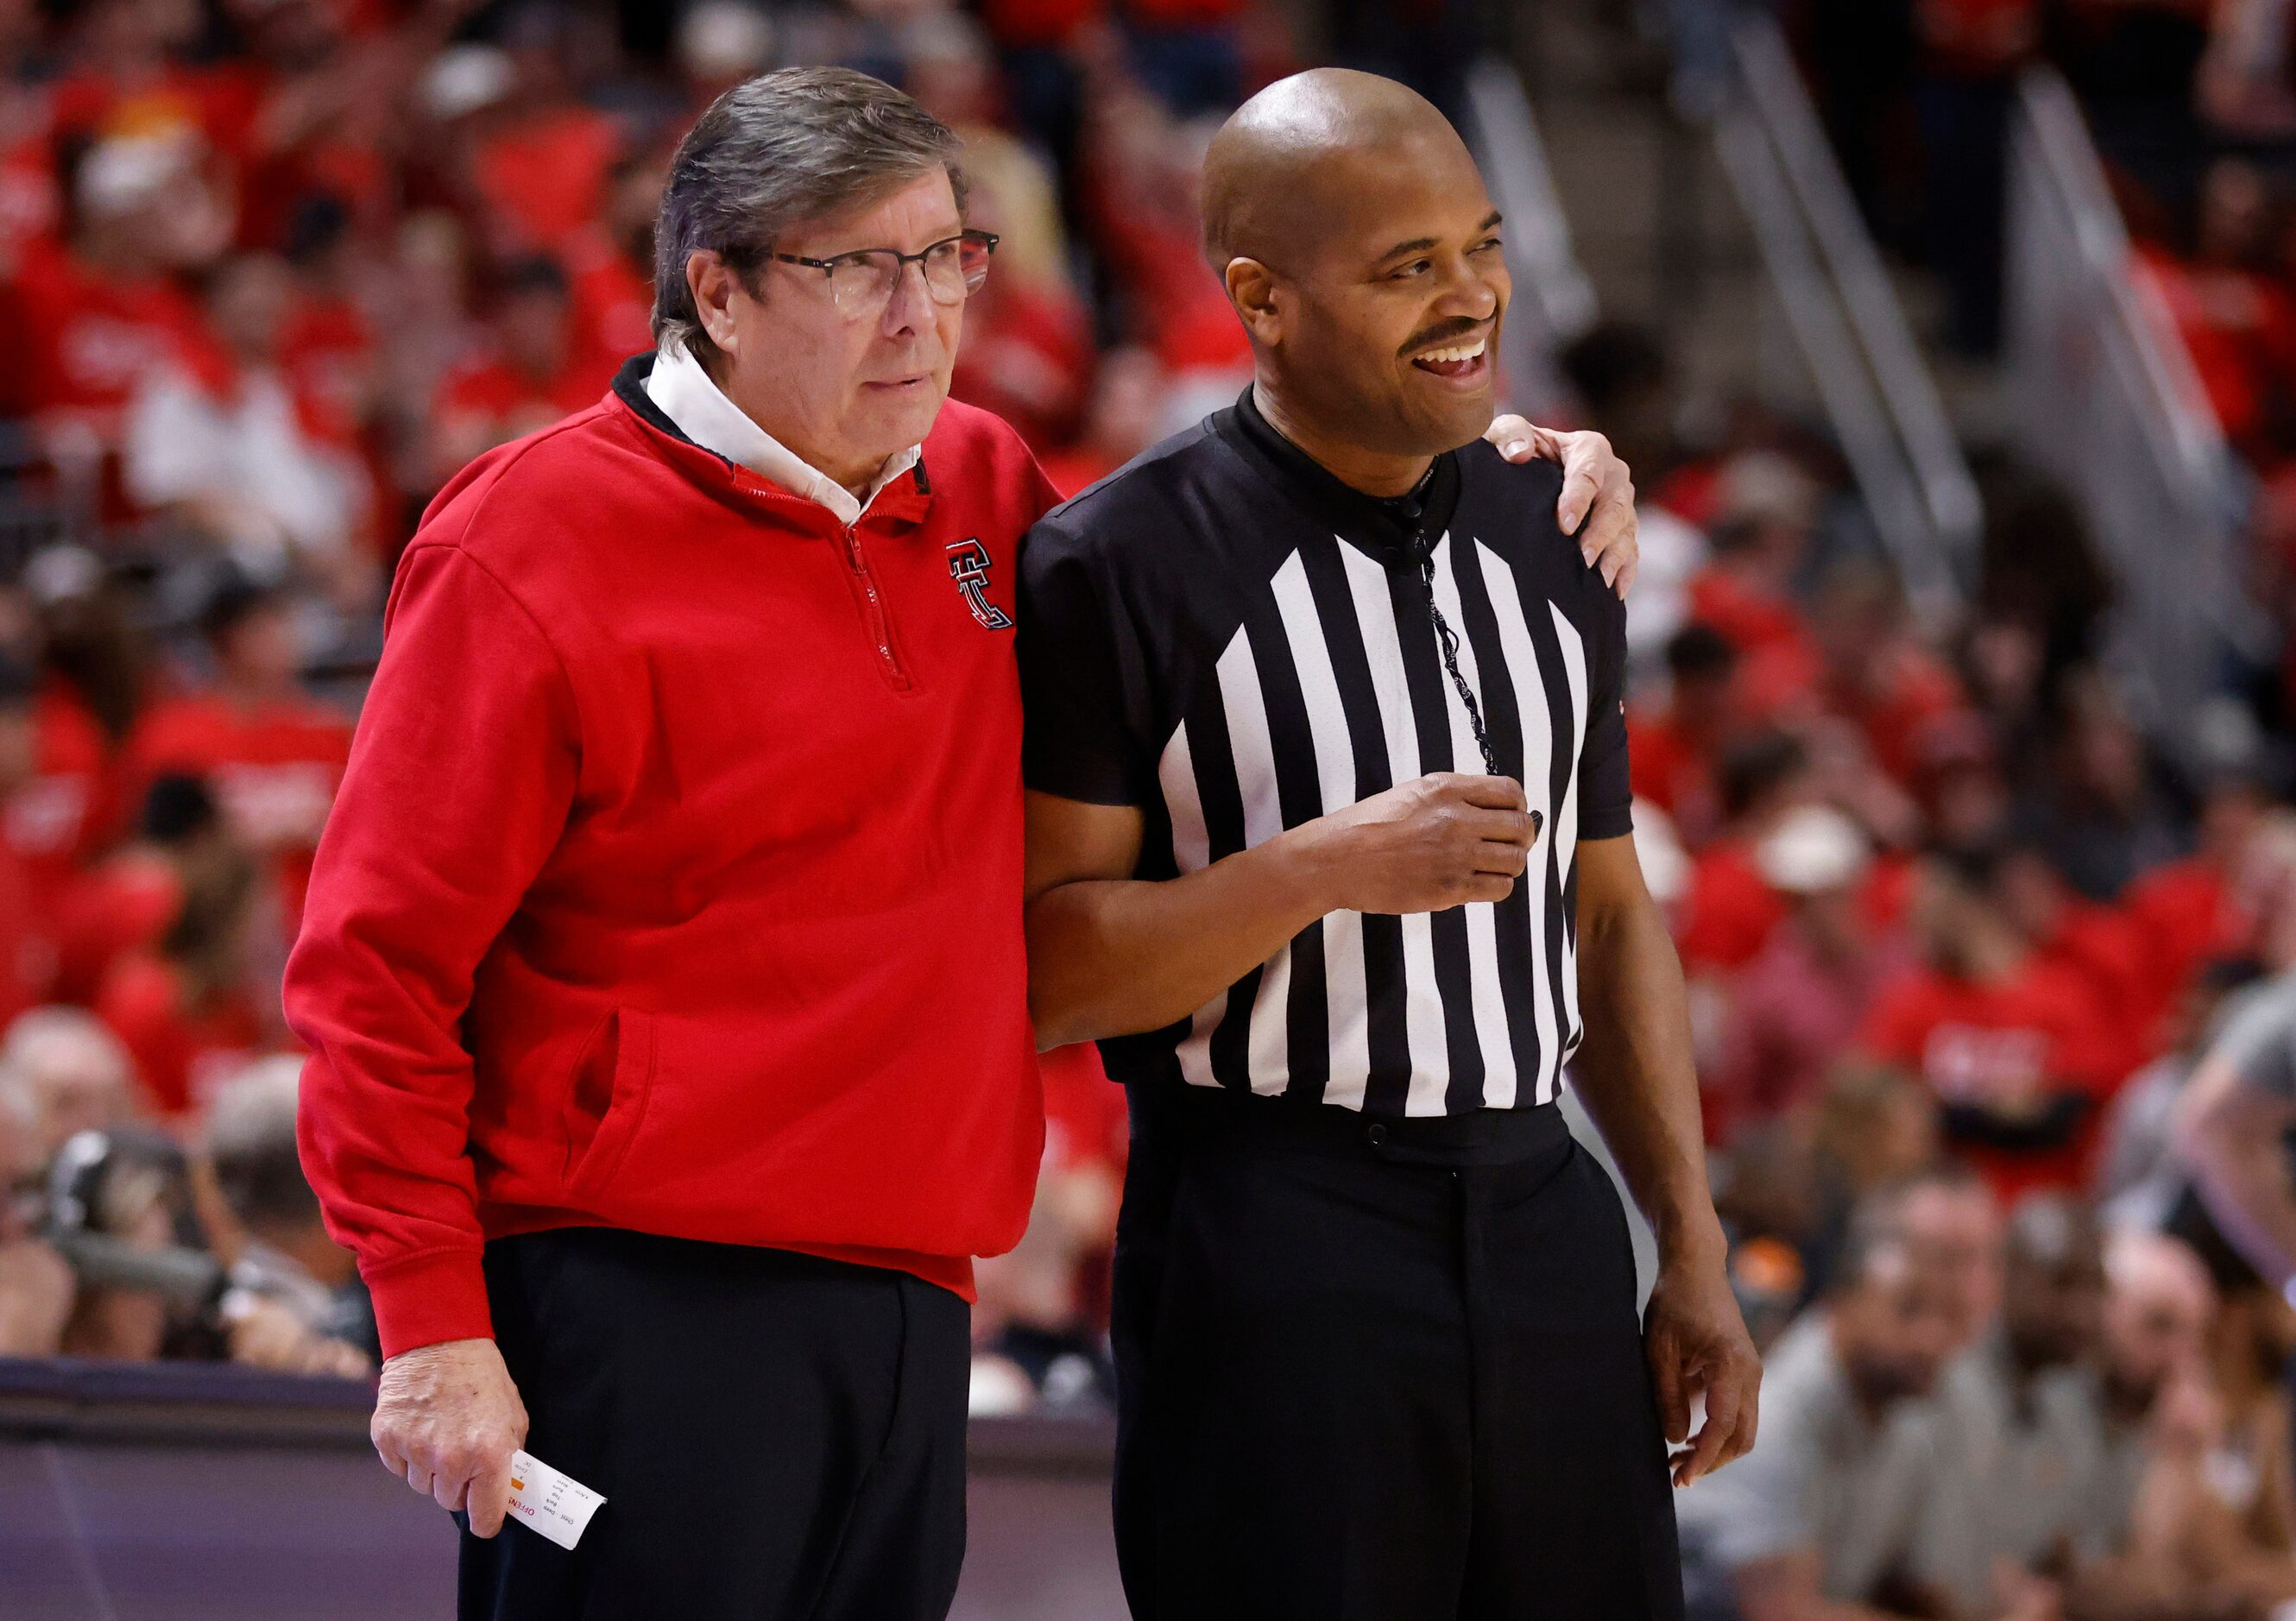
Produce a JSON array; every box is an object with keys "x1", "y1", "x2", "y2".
[{"x1": 768, "y1": 229, "x2": 1000, "y2": 300}]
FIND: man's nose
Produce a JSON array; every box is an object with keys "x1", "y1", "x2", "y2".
[
  {"x1": 1435, "y1": 257, "x2": 1500, "y2": 322},
  {"x1": 880, "y1": 259, "x2": 937, "y2": 337}
]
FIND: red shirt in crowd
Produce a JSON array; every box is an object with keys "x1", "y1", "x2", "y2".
[
  {"x1": 949, "y1": 282, "x2": 1097, "y2": 453},
  {"x1": 562, "y1": 227, "x2": 654, "y2": 384},
  {"x1": 131, "y1": 691, "x2": 353, "y2": 933},
  {"x1": 6, "y1": 682, "x2": 129, "y2": 910},
  {"x1": 94, "y1": 950, "x2": 266, "y2": 1119},
  {"x1": 470, "y1": 104, "x2": 621, "y2": 255},
  {"x1": 1686, "y1": 569, "x2": 1823, "y2": 716},
  {"x1": 1628, "y1": 707, "x2": 1721, "y2": 847},
  {"x1": 48, "y1": 848, "x2": 180, "y2": 1007},
  {"x1": 434, "y1": 352, "x2": 605, "y2": 451},
  {"x1": 0, "y1": 239, "x2": 205, "y2": 440},
  {"x1": 2123, "y1": 855, "x2": 2245, "y2": 1019},
  {"x1": 1675, "y1": 838, "x2": 1787, "y2": 974},
  {"x1": 1858, "y1": 959, "x2": 2124, "y2": 1202}
]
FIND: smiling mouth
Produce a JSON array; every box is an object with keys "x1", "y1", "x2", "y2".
[{"x1": 1410, "y1": 334, "x2": 1490, "y2": 379}]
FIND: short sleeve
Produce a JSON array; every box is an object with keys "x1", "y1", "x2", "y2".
[
  {"x1": 1016, "y1": 519, "x2": 1157, "y2": 807},
  {"x1": 1577, "y1": 586, "x2": 1632, "y2": 840},
  {"x1": 2214, "y1": 981, "x2": 2296, "y2": 1101}
]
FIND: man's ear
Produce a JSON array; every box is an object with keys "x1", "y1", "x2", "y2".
[
  {"x1": 1222, "y1": 257, "x2": 1283, "y2": 348},
  {"x1": 686, "y1": 249, "x2": 741, "y2": 358}
]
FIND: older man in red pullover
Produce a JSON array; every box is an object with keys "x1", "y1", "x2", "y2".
[{"x1": 285, "y1": 67, "x2": 1643, "y2": 1621}]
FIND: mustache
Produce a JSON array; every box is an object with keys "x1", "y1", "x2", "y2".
[{"x1": 1398, "y1": 318, "x2": 1489, "y2": 359}]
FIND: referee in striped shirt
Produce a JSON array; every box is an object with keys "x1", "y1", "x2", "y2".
[{"x1": 1019, "y1": 70, "x2": 1758, "y2": 1618}]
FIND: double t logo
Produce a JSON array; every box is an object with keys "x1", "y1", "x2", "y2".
[{"x1": 946, "y1": 539, "x2": 1013, "y2": 631}]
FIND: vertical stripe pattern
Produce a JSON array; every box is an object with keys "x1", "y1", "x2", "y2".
[{"x1": 1151, "y1": 529, "x2": 1605, "y2": 1113}]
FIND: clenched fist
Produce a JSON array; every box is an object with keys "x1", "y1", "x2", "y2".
[
  {"x1": 371, "y1": 1336, "x2": 529, "y2": 1536},
  {"x1": 1294, "y1": 773, "x2": 1540, "y2": 915}
]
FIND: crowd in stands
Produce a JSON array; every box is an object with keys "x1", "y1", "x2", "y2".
[{"x1": 7, "y1": 0, "x2": 2296, "y2": 1612}]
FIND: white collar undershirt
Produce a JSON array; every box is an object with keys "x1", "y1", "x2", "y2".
[{"x1": 643, "y1": 342, "x2": 922, "y2": 527}]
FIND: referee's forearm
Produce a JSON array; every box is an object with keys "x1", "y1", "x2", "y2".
[
  {"x1": 1024, "y1": 836, "x2": 1334, "y2": 1049},
  {"x1": 1568, "y1": 874, "x2": 1723, "y2": 1265}
]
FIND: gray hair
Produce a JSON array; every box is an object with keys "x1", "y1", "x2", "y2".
[
  {"x1": 203, "y1": 1054, "x2": 319, "y2": 1232},
  {"x1": 653, "y1": 66, "x2": 967, "y2": 363}
]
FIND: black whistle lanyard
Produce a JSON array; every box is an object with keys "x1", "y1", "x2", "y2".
[{"x1": 1401, "y1": 512, "x2": 1544, "y2": 844}]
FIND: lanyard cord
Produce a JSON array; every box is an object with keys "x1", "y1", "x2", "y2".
[{"x1": 1410, "y1": 532, "x2": 1499, "y2": 778}]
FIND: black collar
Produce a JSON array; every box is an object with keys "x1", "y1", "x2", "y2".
[{"x1": 1218, "y1": 385, "x2": 1460, "y2": 568}]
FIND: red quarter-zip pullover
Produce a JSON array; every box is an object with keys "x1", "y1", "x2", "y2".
[{"x1": 286, "y1": 357, "x2": 1059, "y2": 1357}]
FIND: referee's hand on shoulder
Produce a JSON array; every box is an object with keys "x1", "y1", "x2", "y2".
[
  {"x1": 371, "y1": 1336, "x2": 530, "y2": 1536},
  {"x1": 1293, "y1": 773, "x2": 1538, "y2": 915}
]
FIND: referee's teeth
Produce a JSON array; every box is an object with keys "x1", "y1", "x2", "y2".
[{"x1": 1413, "y1": 337, "x2": 1488, "y2": 376}]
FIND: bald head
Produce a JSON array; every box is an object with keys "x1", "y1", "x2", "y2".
[
  {"x1": 1195, "y1": 69, "x2": 1508, "y2": 470},
  {"x1": 1202, "y1": 69, "x2": 1475, "y2": 270},
  {"x1": 2102, "y1": 1230, "x2": 2213, "y2": 1404}
]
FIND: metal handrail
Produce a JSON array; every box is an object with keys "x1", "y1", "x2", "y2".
[
  {"x1": 2004, "y1": 66, "x2": 2248, "y2": 737},
  {"x1": 1733, "y1": 22, "x2": 1983, "y2": 571},
  {"x1": 1461, "y1": 57, "x2": 1599, "y2": 422},
  {"x1": 1708, "y1": 17, "x2": 1977, "y2": 631}
]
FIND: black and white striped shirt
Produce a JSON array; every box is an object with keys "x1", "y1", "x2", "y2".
[{"x1": 1018, "y1": 389, "x2": 1631, "y2": 1116}]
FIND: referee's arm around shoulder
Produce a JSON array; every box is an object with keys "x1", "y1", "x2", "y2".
[{"x1": 283, "y1": 539, "x2": 581, "y2": 1359}]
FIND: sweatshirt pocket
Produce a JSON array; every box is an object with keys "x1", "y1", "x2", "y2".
[{"x1": 561, "y1": 1007, "x2": 657, "y2": 1200}]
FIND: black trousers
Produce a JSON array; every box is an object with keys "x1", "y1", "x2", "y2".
[
  {"x1": 1111, "y1": 1085, "x2": 1685, "y2": 1621},
  {"x1": 455, "y1": 1227, "x2": 969, "y2": 1621}
]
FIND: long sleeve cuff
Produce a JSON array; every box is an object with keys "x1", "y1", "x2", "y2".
[{"x1": 364, "y1": 1246, "x2": 493, "y2": 1359}]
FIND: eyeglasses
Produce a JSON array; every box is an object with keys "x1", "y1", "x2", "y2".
[{"x1": 771, "y1": 230, "x2": 999, "y2": 319}]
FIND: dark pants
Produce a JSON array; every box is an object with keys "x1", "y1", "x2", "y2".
[
  {"x1": 1111, "y1": 1084, "x2": 1684, "y2": 1621},
  {"x1": 456, "y1": 1227, "x2": 969, "y2": 1621}
]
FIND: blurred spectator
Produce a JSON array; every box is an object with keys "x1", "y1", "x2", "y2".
[
  {"x1": 0, "y1": 1004, "x2": 138, "y2": 1162},
  {"x1": 426, "y1": 254, "x2": 602, "y2": 486},
  {"x1": 1860, "y1": 842, "x2": 2124, "y2": 1203},
  {"x1": 1910, "y1": 1195, "x2": 2140, "y2": 1616},
  {"x1": 91, "y1": 829, "x2": 268, "y2": 1120},
  {"x1": 971, "y1": 1044, "x2": 1124, "y2": 1413},
  {"x1": 0, "y1": 1062, "x2": 71, "y2": 1355},
  {"x1": 2019, "y1": 670, "x2": 2184, "y2": 905},
  {"x1": 2097, "y1": 957, "x2": 2268, "y2": 1233},
  {"x1": 2134, "y1": 157, "x2": 2296, "y2": 467},
  {"x1": 48, "y1": 1122, "x2": 206, "y2": 1360},
  {"x1": 1629, "y1": 623, "x2": 1741, "y2": 851},
  {"x1": 11, "y1": 546, "x2": 151, "y2": 905},
  {"x1": 1895, "y1": 1165, "x2": 2005, "y2": 1347},
  {"x1": 0, "y1": 644, "x2": 51, "y2": 1023},
  {"x1": 0, "y1": 129, "x2": 228, "y2": 489},
  {"x1": 2094, "y1": 1231, "x2": 2296, "y2": 1614},
  {"x1": 130, "y1": 570, "x2": 350, "y2": 939},
  {"x1": 1707, "y1": 805, "x2": 1902, "y2": 1142},
  {"x1": 122, "y1": 251, "x2": 369, "y2": 575},
  {"x1": 1675, "y1": 728, "x2": 1810, "y2": 976},
  {"x1": 1676, "y1": 1185, "x2": 2012, "y2": 1619},
  {"x1": 1037, "y1": 345, "x2": 1168, "y2": 495},
  {"x1": 1809, "y1": 560, "x2": 1966, "y2": 790},
  {"x1": 203, "y1": 1054, "x2": 371, "y2": 1377},
  {"x1": 1683, "y1": 452, "x2": 1824, "y2": 719},
  {"x1": 47, "y1": 772, "x2": 216, "y2": 1008}
]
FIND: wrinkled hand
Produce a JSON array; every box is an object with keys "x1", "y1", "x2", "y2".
[
  {"x1": 371, "y1": 1336, "x2": 528, "y2": 1536},
  {"x1": 1644, "y1": 1248, "x2": 1762, "y2": 1487},
  {"x1": 1483, "y1": 416, "x2": 1638, "y2": 596}
]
